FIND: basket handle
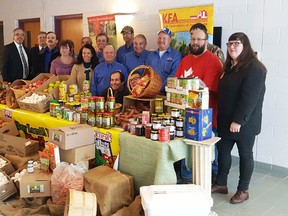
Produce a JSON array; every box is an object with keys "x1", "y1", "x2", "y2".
[
  {"x1": 127, "y1": 65, "x2": 152, "y2": 94},
  {"x1": 107, "y1": 87, "x2": 114, "y2": 98}
]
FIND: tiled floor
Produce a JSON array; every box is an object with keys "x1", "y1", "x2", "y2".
[{"x1": 211, "y1": 159, "x2": 288, "y2": 216}]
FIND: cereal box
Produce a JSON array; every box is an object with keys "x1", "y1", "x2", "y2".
[{"x1": 185, "y1": 108, "x2": 212, "y2": 141}]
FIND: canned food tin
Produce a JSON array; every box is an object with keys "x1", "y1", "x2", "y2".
[
  {"x1": 158, "y1": 127, "x2": 170, "y2": 142},
  {"x1": 82, "y1": 80, "x2": 90, "y2": 92},
  {"x1": 69, "y1": 84, "x2": 78, "y2": 95}
]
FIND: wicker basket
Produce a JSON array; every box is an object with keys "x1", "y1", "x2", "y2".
[
  {"x1": 10, "y1": 79, "x2": 28, "y2": 88},
  {"x1": 106, "y1": 87, "x2": 122, "y2": 114},
  {"x1": 128, "y1": 65, "x2": 162, "y2": 98},
  {"x1": 6, "y1": 88, "x2": 26, "y2": 109}
]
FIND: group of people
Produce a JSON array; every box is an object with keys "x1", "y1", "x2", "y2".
[{"x1": 0, "y1": 23, "x2": 267, "y2": 205}]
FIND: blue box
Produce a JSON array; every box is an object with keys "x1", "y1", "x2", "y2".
[{"x1": 185, "y1": 108, "x2": 212, "y2": 141}]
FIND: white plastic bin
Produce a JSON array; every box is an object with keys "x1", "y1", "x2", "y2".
[{"x1": 140, "y1": 184, "x2": 213, "y2": 216}]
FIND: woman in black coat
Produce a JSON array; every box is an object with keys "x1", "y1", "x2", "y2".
[{"x1": 212, "y1": 32, "x2": 267, "y2": 204}]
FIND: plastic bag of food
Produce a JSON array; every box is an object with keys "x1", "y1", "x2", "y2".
[{"x1": 51, "y1": 162, "x2": 84, "y2": 205}]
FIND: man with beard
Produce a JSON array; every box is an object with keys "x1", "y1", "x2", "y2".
[{"x1": 174, "y1": 23, "x2": 222, "y2": 183}]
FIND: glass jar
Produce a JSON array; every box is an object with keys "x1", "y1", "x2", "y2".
[
  {"x1": 96, "y1": 96, "x2": 105, "y2": 113},
  {"x1": 155, "y1": 97, "x2": 163, "y2": 114},
  {"x1": 103, "y1": 113, "x2": 111, "y2": 129},
  {"x1": 145, "y1": 123, "x2": 152, "y2": 139},
  {"x1": 107, "y1": 96, "x2": 115, "y2": 112}
]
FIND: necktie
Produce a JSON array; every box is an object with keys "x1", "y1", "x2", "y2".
[{"x1": 19, "y1": 45, "x2": 29, "y2": 78}]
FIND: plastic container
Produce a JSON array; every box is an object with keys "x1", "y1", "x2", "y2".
[{"x1": 140, "y1": 184, "x2": 213, "y2": 216}]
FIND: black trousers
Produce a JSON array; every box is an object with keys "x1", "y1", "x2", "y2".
[{"x1": 216, "y1": 134, "x2": 256, "y2": 191}]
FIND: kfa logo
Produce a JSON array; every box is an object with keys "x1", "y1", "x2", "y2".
[
  {"x1": 162, "y1": 13, "x2": 178, "y2": 24},
  {"x1": 197, "y1": 10, "x2": 208, "y2": 19}
]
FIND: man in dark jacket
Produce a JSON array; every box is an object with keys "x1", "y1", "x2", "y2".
[{"x1": 0, "y1": 27, "x2": 31, "y2": 82}]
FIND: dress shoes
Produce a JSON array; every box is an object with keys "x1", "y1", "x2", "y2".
[
  {"x1": 230, "y1": 191, "x2": 249, "y2": 204},
  {"x1": 211, "y1": 184, "x2": 228, "y2": 194}
]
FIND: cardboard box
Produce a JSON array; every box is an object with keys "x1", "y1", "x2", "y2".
[
  {"x1": 188, "y1": 88, "x2": 209, "y2": 109},
  {"x1": 185, "y1": 108, "x2": 212, "y2": 141},
  {"x1": 35, "y1": 75, "x2": 70, "y2": 99},
  {"x1": 29, "y1": 73, "x2": 53, "y2": 84},
  {"x1": 60, "y1": 143, "x2": 95, "y2": 164},
  {"x1": 0, "y1": 155, "x2": 15, "y2": 175},
  {"x1": 0, "y1": 134, "x2": 39, "y2": 157},
  {"x1": 19, "y1": 169, "x2": 52, "y2": 198},
  {"x1": 0, "y1": 117, "x2": 19, "y2": 136},
  {"x1": 0, "y1": 171, "x2": 18, "y2": 201},
  {"x1": 123, "y1": 95, "x2": 157, "y2": 114},
  {"x1": 17, "y1": 92, "x2": 54, "y2": 113},
  {"x1": 49, "y1": 124, "x2": 94, "y2": 150}
]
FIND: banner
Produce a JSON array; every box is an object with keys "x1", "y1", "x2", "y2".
[
  {"x1": 87, "y1": 14, "x2": 117, "y2": 48},
  {"x1": 159, "y1": 5, "x2": 214, "y2": 56}
]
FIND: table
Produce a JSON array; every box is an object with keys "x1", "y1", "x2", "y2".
[
  {"x1": 118, "y1": 132, "x2": 192, "y2": 194},
  {"x1": 0, "y1": 104, "x2": 123, "y2": 164}
]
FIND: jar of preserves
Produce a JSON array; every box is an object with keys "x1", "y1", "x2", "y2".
[
  {"x1": 80, "y1": 108, "x2": 88, "y2": 124},
  {"x1": 176, "y1": 127, "x2": 184, "y2": 137},
  {"x1": 171, "y1": 108, "x2": 180, "y2": 118},
  {"x1": 103, "y1": 113, "x2": 111, "y2": 129},
  {"x1": 96, "y1": 96, "x2": 105, "y2": 113},
  {"x1": 107, "y1": 96, "x2": 115, "y2": 112},
  {"x1": 176, "y1": 117, "x2": 184, "y2": 127},
  {"x1": 155, "y1": 97, "x2": 163, "y2": 114},
  {"x1": 152, "y1": 120, "x2": 161, "y2": 130},
  {"x1": 27, "y1": 160, "x2": 34, "y2": 173},
  {"x1": 88, "y1": 96, "x2": 96, "y2": 112},
  {"x1": 88, "y1": 111, "x2": 96, "y2": 126},
  {"x1": 96, "y1": 113, "x2": 103, "y2": 128},
  {"x1": 150, "y1": 130, "x2": 159, "y2": 141},
  {"x1": 145, "y1": 123, "x2": 152, "y2": 139},
  {"x1": 136, "y1": 124, "x2": 144, "y2": 136}
]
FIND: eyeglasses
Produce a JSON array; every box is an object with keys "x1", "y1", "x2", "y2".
[
  {"x1": 14, "y1": 33, "x2": 24, "y2": 37},
  {"x1": 190, "y1": 38, "x2": 207, "y2": 42},
  {"x1": 226, "y1": 41, "x2": 242, "y2": 47}
]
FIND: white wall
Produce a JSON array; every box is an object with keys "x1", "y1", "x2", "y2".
[{"x1": 1, "y1": 0, "x2": 287, "y2": 169}]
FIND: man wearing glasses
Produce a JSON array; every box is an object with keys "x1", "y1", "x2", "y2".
[
  {"x1": 116, "y1": 25, "x2": 134, "y2": 64},
  {"x1": 175, "y1": 23, "x2": 223, "y2": 183},
  {"x1": 0, "y1": 27, "x2": 31, "y2": 82}
]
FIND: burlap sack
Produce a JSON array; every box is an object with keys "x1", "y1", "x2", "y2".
[
  {"x1": 111, "y1": 195, "x2": 144, "y2": 216},
  {"x1": 5, "y1": 153, "x2": 39, "y2": 170},
  {"x1": 84, "y1": 166, "x2": 134, "y2": 216}
]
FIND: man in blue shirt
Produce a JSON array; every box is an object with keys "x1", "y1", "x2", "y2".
[
  {"x1": 146, "y1": 28, "x2": 181, "y2": 94},
  {"x1": 91, "y1": 44, "x2": 128, "y2": 96},
  {"x1": 116, "y1": 26, "x2": 134, "y2": 63},
  {"x1": 44, "y1": 31, "x2": 60, "y2": 72},
  {"x1": 95, "y1": 33, "x2": 109, "y2": 63},
  {"x1": 123, "y1": 34, "x2": 151, "y2": 74}
]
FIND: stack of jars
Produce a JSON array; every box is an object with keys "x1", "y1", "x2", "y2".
[{"x1": 127, "y1": 107, "x2": 184, "y2": 143}]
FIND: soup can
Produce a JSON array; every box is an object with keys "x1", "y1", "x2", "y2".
[{"x1": 158, "y1": 127, "x2": 170, "y2": 142}]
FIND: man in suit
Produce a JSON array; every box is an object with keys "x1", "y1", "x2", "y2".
[
  {"x1": 30, "y1": 31, "x2": 47, "y2": 78},
  {"x1": 0, "y1": 27, "x2": 31, "y2": 82}
]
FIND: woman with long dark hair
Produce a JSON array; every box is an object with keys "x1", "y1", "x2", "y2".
[
  {"x1": 212, "y1": 32, "x2": 267, "y2": 204},
  {"x1": 69, "y1": 43, "x2": 99, "y2": 92}
]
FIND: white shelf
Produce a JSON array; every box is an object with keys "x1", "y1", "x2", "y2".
[
  {"x1": 164, "y1": 100, "x2": 187, "y2": 110},
  {"x1": 165, "y1": 86, "x2": 189, "y2": 95}
]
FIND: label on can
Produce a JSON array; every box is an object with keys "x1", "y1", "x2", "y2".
[{"x1": 159, "y1": 127, "x2": 170, "y2": 142}]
